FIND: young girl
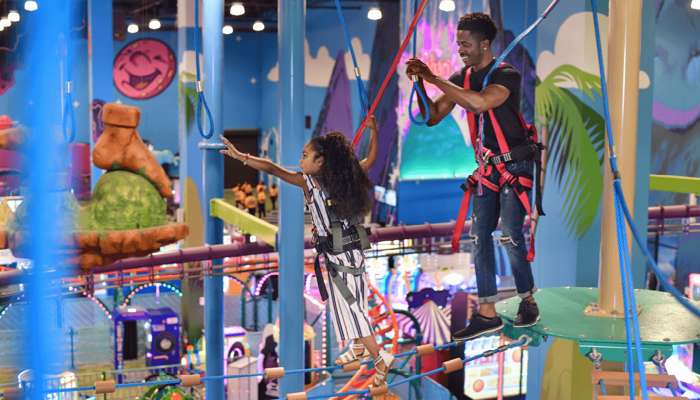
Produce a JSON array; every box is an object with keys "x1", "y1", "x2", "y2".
[{"x1": 220, "y1": 117, "x2": 394, "y2": 387}]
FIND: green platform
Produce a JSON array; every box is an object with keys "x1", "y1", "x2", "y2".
[{"x1": 497, "y1": 287, "x2": 700, "y2": 362}]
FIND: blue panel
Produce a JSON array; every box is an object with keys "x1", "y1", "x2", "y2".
[{"x1": 397, "y1": 179, "x2": 465, "y2": 224}]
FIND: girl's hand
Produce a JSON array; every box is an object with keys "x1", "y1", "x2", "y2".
[
  {"x1": 220, "y1": 135, "x2": 245, "y2": 161},
  {"x1": 366, "y1": 114, "x2": 377, "y2": 131}
]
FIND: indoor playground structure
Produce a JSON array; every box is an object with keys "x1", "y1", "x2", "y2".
[{"x1": 1, "y1": 0, "x2": 700, "y2": 400}]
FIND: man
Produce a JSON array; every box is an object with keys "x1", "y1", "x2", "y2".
[{"x1": 406, "y1": 12, "x2": 539, "y2": 341}]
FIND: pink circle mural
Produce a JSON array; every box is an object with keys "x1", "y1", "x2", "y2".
[{"x1": 113, "y1": 38, "x2": 176, "y2": 99}]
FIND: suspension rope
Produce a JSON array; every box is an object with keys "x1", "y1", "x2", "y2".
[
  {"x1": 61, "y1": 34, "x2": 76, "y2": 143},
  {"x1": 474, "y1": 0, "x2": 559, "y2": 195},
  {"x1": 351, "y1": 0, "x2": 429, "y2": 147},
  {"x1": 407, "y1": 0, "x2": 431, "y2": 126},
  {"x1": 587, "y1": 0, "x2": 700, "y2": 397},
  {"x1": 333, "y1": 0, "x2": 370, "y2": 118},
  {"x1": 193, "y1": 0, "x2": 215, "y2": 139},
  {"x1": 36, "y1": 338, "x2": 516, "y2": 397}
]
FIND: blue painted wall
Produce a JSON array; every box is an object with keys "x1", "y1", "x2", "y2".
[{"x1": 0, "y1": 6, "x2": 378, "y2": 154}]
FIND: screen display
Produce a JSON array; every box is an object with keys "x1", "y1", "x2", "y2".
[{"x1": 463, "y1": 335, "x2": 528, "y2": 398}]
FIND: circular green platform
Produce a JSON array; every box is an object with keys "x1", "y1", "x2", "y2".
[{"x1": 497, "y1": 287, "x2": 700, "y2": 361}]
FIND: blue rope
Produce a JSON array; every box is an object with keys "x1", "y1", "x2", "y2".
[
  {"x1": 591, "y1": 2, "x2": 648, "y2": 398},
  {"x1": 193, "y1": 0, "x2": 215, "y2": 139},
  {"x1": 61, "y1": 35, "x2": 75, "y2": 143},
  {"x1": 408, "y1": 0, "x2": 430, "y2": 126},
  {"x1": 38, "y1": 339, "x2": 524, "y2": 397},
  {"x1": 591, "y1": 0, "x2": 700, "y2": 357},
  {"x1": 613, "y1": 185, "x2": 641, "y2": 398},
  {"x1": 600, "y1": 379, "x2": 608, "y2": 395},
  {"x1": 116, "y1": 379, "x2": 181, "y2": 389},
  {"x1": 475, "y1": 0, "x2": 560, "y2": 194},
  {"x1": 333, "y1": 0, "x2": 370, "y2": 117},
  {"x1": 304, "y1": 337, "x2": 528, "y2": 400}
]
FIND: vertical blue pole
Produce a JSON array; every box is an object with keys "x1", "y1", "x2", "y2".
[
  {"x1": 87, "y1": 0, "x2": 114, "y2": 189},
  {"x1": 177, "y1": 0, "x2": 206, "y2": 345},
  {"x1": 278, "y1": 0, "x2": 306, "y2": 396},
  {"x1": 23, "y1": 1, "x2": 70, "y2": 397},
  {"x1": 202, "y1": 1, "x2": 225, "y2": 399}
]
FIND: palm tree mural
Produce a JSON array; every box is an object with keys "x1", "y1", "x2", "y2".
[
  {"x1": 179, "y1": 71, "x2": 197, "y2": 131},
  {"x1": 536, "y1": 64, "x2": 606, "y2": 237}
]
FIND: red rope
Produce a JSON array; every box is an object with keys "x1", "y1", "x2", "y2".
[{"x1": 351, "y1": 0, "x2": 430, "y2": 147}]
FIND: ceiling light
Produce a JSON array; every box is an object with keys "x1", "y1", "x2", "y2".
[
  {"x1": 230, "y1": 2, "x2": 245, "y2": 16},
  {"x1": 148, "y1": 18, "x2": 161, "y2": 30},
  {"x1": 127, "y1": 23, "x2": 139, "y2": 33},
  {"x1": 0, "y1": 18, "x2": 10, "y2": 29},
  {"x1": 367, "y1": 7, "x2": 382, "y2": 21},
  {"x1": 8, "y1": 10, "x2": 20, "y2": 22},
  {"x1": 24, "y1": 1, "x2": 38, "y2": 12},
  {"x1": 439, "y1": 0, "x2": 456, "y2": 12},
  {"x1": 252, "y1": 20, "x2": 264, "y2": 31},
  {"x1": 222, "y1": 24, "x2": 234, "y2": 35},
  {"x1": 692, "y1": 0, "x2": 700, "y2": 10}
]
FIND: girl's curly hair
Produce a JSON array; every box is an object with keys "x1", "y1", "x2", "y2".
[{"x1": 309, "y1": 132, "x2": 372, "y2": 220}]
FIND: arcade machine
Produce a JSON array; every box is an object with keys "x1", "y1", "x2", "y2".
[
  {"x1": 146, "y1": 307, "x2": 181, "y2": 372},
  {"x1": 114, "y1": 306, "x2": 181, "y2": 381}
]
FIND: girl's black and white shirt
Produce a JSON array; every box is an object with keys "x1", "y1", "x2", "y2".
[
  {"x1": 303, "y1": 174, "x2": 366, "y2": 269},
  {"x1": 303, "y1": 173, "x2": 372, "y2": 342}
]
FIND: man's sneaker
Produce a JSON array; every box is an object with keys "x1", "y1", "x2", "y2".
[
  {"x1": 452, "y1": 313, "x2": 504, "y2": 342},
  {"x1": 513, "y1": 299, "x2": 540, "y2": 328}
]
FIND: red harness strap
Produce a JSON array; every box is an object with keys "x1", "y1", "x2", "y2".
[{"x1": 451, "y1": 65, "x2": 537, "y2": 262}]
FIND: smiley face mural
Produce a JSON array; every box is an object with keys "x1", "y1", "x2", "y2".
[{"x1": 113, "y1": 39, "x2": 176, "y2": 99}]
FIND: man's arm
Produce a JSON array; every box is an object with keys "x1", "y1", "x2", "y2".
[
  {"x1": 407, "y1": 58, "x2": 510, "y2": 114},
  {"x1": 415, "y1": 78, "x2": 456, "y2": 126},
  {"x1": 426, "y1": 75, "x2": 510, "y2": 114}
]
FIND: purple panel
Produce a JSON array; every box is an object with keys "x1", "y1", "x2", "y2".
[{"x1": 312, "y1": 51, "x2": 353, "y2": 141}]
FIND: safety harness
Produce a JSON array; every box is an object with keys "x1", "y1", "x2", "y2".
[
  {"x1": 450, "y1": 64, "x2": 545, "y2": 262},
  {"x1": 313, "y1": 198, "x2": 372, "y2": 306}
]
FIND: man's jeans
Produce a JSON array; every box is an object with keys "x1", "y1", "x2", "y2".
[{"x1": 471, "y1": 160, "x2": 536, "y2": 303}]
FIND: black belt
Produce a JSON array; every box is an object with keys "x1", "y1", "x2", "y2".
[
  {"x1": 486, "y1": 142, "x2": 543, "y2": 165},
  {"x1": 315, "y1": 226, "x2": 371, "y2": 255},
  {"x1": 313, "y1": 254, "x2": 365, "y2": 305}
]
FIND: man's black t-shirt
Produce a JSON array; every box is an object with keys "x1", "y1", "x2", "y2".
[{"x1": 448, "y1": 60, "x2": 527, "y2": 153}]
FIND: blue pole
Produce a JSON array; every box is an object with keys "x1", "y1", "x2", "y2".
[
  {"x1": 24, "y1": 1, "x2": 71, "y2": 398},
  {"x1": 87, "y1": 0, "x2": 114, "y2": 189},
  {"x1": 202, "y1": 0, "x2": 225, "y2": 399},
  {"x1": 278, "y1": 0, "x2": 306, "y2": 396}
]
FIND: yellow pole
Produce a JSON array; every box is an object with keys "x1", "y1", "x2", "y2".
[{"x1": 593, "y1": 0, "x2": 643, "y2": 316}]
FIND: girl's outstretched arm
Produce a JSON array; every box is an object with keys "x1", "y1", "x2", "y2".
[
  {"x1": 359, "y1": 115, "x2": 378, "y2": 172},
  {"x1": 220, "y1": 135, "x2": 305, "y2": 188}
]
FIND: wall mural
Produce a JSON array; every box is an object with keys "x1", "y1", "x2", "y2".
[
  {"x1": 535, "y1": 11, "x2": 651, "y2": 238},
  {"x1": 113, "y1": 38, "x2": 176, "y2": 100},
  {"x1": 650, "y1": 0, "x2": 700, "y2": 206}
]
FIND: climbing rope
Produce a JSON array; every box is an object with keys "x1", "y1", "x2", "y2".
[
  {"x1": 333, "y1": 0, "x2": 370, "y2": 118},
  {"x1": 193, "y1": 0, "x2": 215, "y2": 139},
  {"x1": 60, "y1": 34, "x2": 76, "y2": 143},
  {"x1": 474, "y1": 0, "x2": 559, "y2": 195},
  {"x1": 351, "y1": 0, "x2": 429, "y2": 147},
  {"x1": 35, "y1": 337, "x2": 527, "y2": 398},
  {"x1": 407, "y1": 0, "x2": 431, "y2": 126},
  {"x1": 588, "y1": 0, "x2": 699, "y2": 397}
]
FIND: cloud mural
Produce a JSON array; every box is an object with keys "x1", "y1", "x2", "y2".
[
  {"x1": 267, "y1": 37, "x2": 371, "y2": 87},
  {"x1": 652, "y1": 0, "x2": 700, "y2": 129},
  {"x1": 536, "y1": 12, "x2": 650, "y2": 90}
]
